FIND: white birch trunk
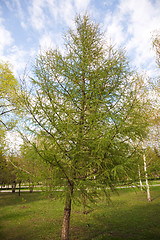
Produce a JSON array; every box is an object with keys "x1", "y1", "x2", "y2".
[
  {"x1": 138, "y1": 165, "x2": 143, "y2": 191},
  {"x1": 143, "y1": 153, "x2": 151, "y2": 202}
]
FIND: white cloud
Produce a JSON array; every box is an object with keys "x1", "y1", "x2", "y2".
[
  {"x1": 6, "y1": 46, "x2": 30, "y2": 76},
  {"x1": 39, "y1": 33, "x2": 56, "y2": 51},
  {"x1": 28, "y1": 0, "x2": 73, "y2": 32},
  {"x1": 0, "y1": 6, "x2": 29, "y2": 77},
  {"x1": 121, "y1": 0, "x2": 160, "y2": 74},
  {"x1": 5, "y1": 131, "x2": 23, "y2": 152},
  {"x1": 28, "y1": 0, "x2": 46, "y2": 31},
  {"x1": 28, "y1": 0, "x2": 90, "y2": 32},
  {"x1": 74, "y1": 0, "x2": 90, "y2": 12},
  {"x1": 4, "y1": 0, "x2": 26, "y2": 28},
  {"x1": 104, "y1": 11, "x2": 127, "y2": 46},
  {"x1": 1, "y1": 45, "x2": 35, "y2": 79},
  {"x1": 1, "y1": 0, "x2": 160, "y2": 79},
  {"x1": 3, "y1": 0, "x2": 13, "y2": 11},
  {"x1": 103, "y1": 0, "x2": 160, "y2": 76},
  {"x1": 46, "y1": 0, "x2": 59, "y2": 21},
  {"x1": 14, "y1": 0, "x2": 27, "y2": 29},
  {"x1": 0, "y1": 18, "x2": 13, "y2": 56},
  {"x1": 58, "y1": 0, "x2": 75, "y2": 27}
]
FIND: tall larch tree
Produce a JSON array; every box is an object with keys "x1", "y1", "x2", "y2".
[{"x1": 19, "y1": 14, "x2": 150, "y2": 240}]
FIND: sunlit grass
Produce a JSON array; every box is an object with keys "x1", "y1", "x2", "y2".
[{"x1": 0, "y1": 187, "x2": 160, "y2": 240}]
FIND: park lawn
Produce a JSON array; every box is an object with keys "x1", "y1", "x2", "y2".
[{"x1": 0, "y1": 187, "x2": 160, "y2": 240}]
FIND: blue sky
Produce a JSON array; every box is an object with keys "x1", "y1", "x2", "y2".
[{"x1": 0, "y1": 0, "x2": 160, "y2": 78}]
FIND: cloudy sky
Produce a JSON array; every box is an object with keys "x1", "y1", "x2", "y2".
[{"x1": 0, "y1": 0, "x2": 160, "y2": 78}]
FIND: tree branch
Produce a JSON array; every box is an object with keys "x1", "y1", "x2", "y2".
[{"x1": 7, "y1": 158, "x2": 34, "y2": 176}]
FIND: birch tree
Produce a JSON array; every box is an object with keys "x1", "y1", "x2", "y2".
[
  {"x1": 143, "y1": 149, "x2": 151, "y2": 202},
  {"x1": 138, "y1": 164, "x2": 143, "y2": 191},
  {"x1": 19, "y1": 14, "x2": 150, "y2": 240}
]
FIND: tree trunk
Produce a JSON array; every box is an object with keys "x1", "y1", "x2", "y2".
[
  {"x1": 143, "y1": 153, "x2": 151, "y2": 202},
  {"x1": 82, "y1": 192, "x2": 87, "y2": 214},
  {"x1": 138, "y1": 165, "x2": 143, "y2": 191},
  {"x1": 61, "y1": 183, "x2": 73, "y2": 240},
  {"x1": 12, "y1": 181, "x2": 16, "y2": 193},
  {"x1": 19, "y1": 181, "x2": 21, "y2": 196},
  {"x1": 29, "y1": 182, "x2": 34, "y2": 193}
]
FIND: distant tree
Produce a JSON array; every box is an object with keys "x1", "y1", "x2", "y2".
[
  {"x1": 153, "y1": 33, "x2": 160, "y2": 154},
  {"x1": 146, "y1": 147, "x2": 160, "y2": 179},
  {"x1": 19, "y1": 141, "x2": 54, "y2": 190},
  {"x1": 18, "y1": 14, "x2": 151, "y2": 240},
  {"x1": 0, "y1": 154, "x2": 17, "y2": 190},
  {"x1": 136, "y1": 33, "x2": 160, "y2": 201},
  {"x1": 0, "y1": 61, "x2": 21, "y2": 191},
  {"x1": 0, "y1": 125, "x2": 11, "y2": 187},
  {"x1": 0, "y1": 149, "x2": 8, "y2": 187},
  {"x1": 153, "y1": 33, "x2": 160, "y2": 68},
  {"x1": 0, "y1": 61, "x2": 19, "y2": 129}
]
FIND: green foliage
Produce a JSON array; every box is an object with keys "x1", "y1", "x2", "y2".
[
  {"x1": 0, "y1": 61, "x2": 19, "y2": 129},
  {"x1": 145, "y1": 147, "x2": 160, "y2": 179},
  {"x1": 0, "y1": 154, "x2": 17, "y2": 186},
  {"x1": 19, "y1": 142, "x2": 55, "y2": 186},
  {"x1": 0, "y1": 62, "x2": 18, "y2": 97},
  {"x1": 0, "y1": 150, "x2": 8, "y2": 184},
  {"x1": 19, "y1": 14, "x2": 151, "y2": 202}
]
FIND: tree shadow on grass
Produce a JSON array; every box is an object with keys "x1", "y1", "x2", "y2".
[
  {"x1": 0, "y1": 192, "x2": 47, "y2": 207},
  {"x1": 0, "y1": 209, "x2": 62, "y2": 240},
  {"x1": 1, "y1": 191, "x2": 160, "y2": 240},
  {"x1": 70, "y1": 193, "x2": 160, "y2": 240}
]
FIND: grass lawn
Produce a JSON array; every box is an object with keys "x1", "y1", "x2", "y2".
[{"x1": 0, "y1": 186, "x2": 160, "y2": 240}]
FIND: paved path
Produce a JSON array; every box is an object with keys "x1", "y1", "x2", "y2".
[{"x1": 1, "y1": 184, "x2": 160, "y2": 193}]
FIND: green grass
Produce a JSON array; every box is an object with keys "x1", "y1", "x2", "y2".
[{"x1": 0, "y1": 187, "x2": 160, "y2": 240}]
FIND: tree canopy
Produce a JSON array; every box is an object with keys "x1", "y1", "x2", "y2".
[
  {"x1": 0, "y1": 61, "x2": 19, "y2": 129},
  {"x1": 18, "y1": 14, "x2": 151, "y2": 240}
]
